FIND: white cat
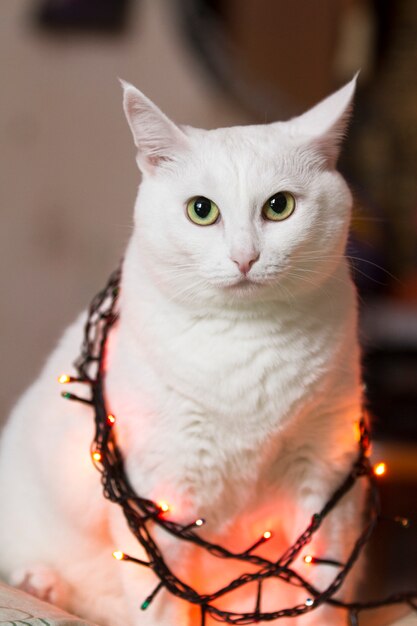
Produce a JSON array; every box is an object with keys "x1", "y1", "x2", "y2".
[{"x1": 0, "y1": 77, "x2": 365, "y2": 626}]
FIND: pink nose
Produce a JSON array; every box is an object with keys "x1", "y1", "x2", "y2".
[{"x1": 232, "y1": 252, "x2": 260, "y2": 275}]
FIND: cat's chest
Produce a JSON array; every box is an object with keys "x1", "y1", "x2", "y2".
[
  {"x1": 149, "y1": 309, "x2": 329, "y2": 421},
  {"x1": 107, "y1": 307, "x2": 334, "y2": 519}
]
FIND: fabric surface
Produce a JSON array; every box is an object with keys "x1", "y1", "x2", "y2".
[
  {"x1": 1, "y1": 579, "x2": 416, "y2": 625},
  {"x1": 0, "y1": 581, "x2": 95, "y2": 626}
]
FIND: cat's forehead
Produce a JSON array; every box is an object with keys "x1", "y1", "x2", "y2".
[
  {"x1": 184, "y1": 122, "x2": 295, "y2": 159},
  {"x1": 180, "y1": 122, "x2": 317, "y2": 196}
]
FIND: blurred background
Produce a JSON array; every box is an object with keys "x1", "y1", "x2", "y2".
[{"x1": 1, "y1": 0, "x2": 417, "y2": 623}]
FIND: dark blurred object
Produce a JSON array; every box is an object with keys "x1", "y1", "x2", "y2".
[
  {"x1": 223, "y1": 0, "x2": 343, "y2": 112},
  {"x1": 365, "y1": 479, "x2": 417, "y2": 604},
  {"x1": 347, "y1": 190, "x2": 390, "y2": 298},
  {"x1": 362, "y1": 301, "x2": 417, "y2": 442},
  {"x1": 346, "y1": 0, "x2": 417, "y2": 283},
  {"x1": 177, "y1": 0, "x2": 348, "y2": 119},
  {"x1": 35, "y1": 0, "x2": 132, "y2": 33},
  {"x1": 365, "y1": 347, "x2": 417, "y2": 442}
]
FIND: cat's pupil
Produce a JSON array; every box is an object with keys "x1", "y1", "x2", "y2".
[
  {"x1": 269, "y1": 193, "x2": 287, "y2": 214},
  {"x1": 194, "y1": 197, "x2": 212, "y2": 219}
]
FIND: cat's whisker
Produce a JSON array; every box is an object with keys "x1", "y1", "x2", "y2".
[
  {"x1": 288, "y1": 267, "x2": 368, "y2": 307},
  {"x1": 284, "y1": 271, "x2": 322, "y2": 290},
  {"x1": 294, "y1": 252, "x2": 399, "y2": 283},
  {"x1": 148, "y1": 273, "x2": 210, "y2": 306},
  {"x1": 284, "y1": 271, "x2": 338, "y2": 304},
  {"x1": 275, "y1": 282, "x2": 296, "y2": 305},
  {"x1": 169, "y1": 277, "x2": 212, "y2": 304},
  {"x1": 345, "y1": 256, "x2": 401, "y2": 283},
  {"x1": 289, "y1": 266, "x2": 352, "y2": 287}
]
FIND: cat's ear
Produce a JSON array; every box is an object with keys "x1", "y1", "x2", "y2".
[
  {"x1": 289, "y1": 73, "x2": 358, "y2": 167},
  {"x1": 120, "y1": 80, "x2": 189, "y2": 174}
]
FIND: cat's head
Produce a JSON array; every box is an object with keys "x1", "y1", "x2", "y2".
[{"x1": 121, "y1": 77, "x2": 356, "y2": 308}]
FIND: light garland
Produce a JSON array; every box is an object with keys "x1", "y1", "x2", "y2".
[{"x1": 59, "y1": 267, "x2": 417, "y2": 625}]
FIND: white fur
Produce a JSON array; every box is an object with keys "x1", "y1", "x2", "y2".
[{"x1": 0, "y1": 77, "x2": 364, "y2": 626}]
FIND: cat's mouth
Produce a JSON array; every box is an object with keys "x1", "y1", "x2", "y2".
[
  {"x1": 219, "y1": 274, "x2": 279, "y2": 293},
  {"x1": 223, "y1": 277, "x2": 258, "y2": 290},
  {"x1": 214, "y1": 273, "x2": 276, "y2": 292}
]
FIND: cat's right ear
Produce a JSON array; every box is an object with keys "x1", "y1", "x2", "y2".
[
  {"x1": 120, "y1": 80, "x2": 189, "y2": 175},
  {"x1": 287, "y1": 74, "x2": 358, "y2": 168}
]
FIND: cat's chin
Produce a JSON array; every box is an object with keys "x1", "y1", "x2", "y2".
[{"x1": 218, "y1": 277, "x2": 270, "y2": 299}]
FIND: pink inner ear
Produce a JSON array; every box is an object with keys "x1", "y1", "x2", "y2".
[
  {"x1": 122, "y1": 83, "x2": 190, "y2": 175},
  {"x1": 141, "y1": 153, "x2": 176, "y2": 175},
  {"x1": 148, "y1": 154, "x2": 173, "y2": 167},
  {"x1": 148, "y1": 156, "x2": 159, "y2": 167}
]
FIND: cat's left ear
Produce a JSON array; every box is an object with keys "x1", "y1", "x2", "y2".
[
  {"x1": 289, "y1": 73, "x2": 358, "y2": 167},
  {"x1": 120, "y1": 80, "x2": 189, "y2": 175}
]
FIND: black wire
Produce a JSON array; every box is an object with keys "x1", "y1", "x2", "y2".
[{"x1": 61, "y1": 267, "x2": 417, "y2": 623}]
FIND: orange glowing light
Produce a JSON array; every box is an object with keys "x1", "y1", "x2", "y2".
[
  {"x1": 92, "y1": 451, "x2": 102, "y2": 462},
  {"x1": 304, "y1": 555, "x2": 313, "y2": 564},
  {"x1": 263, "y1": 531, "x2": 272, "y2": 540},
  {"x1": 395, "y1": 516, "x2": 410, "y2": 528},
  {"x1": 58, "y1": 374, "x2": 70, "y2": 384},
  {"x1": 353, "y1": 421, "x2": 361, "y2": 443},
  {"x1": 158, "y1": 501, "x2": 170, "y2": 513},
  {"x1": 373, "y1": 462, "x2": 386, "y2": 477},
  {"x1": 113, "y1": 551, "x2": 125, "y2": 561},
  {"x1": 107, "y1": 414, "x2": 116, "y2": 425}
]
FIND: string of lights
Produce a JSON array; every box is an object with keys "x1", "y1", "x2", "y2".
[{"x1": 59, "y1": 267, "x2": 417, "y2": 625}]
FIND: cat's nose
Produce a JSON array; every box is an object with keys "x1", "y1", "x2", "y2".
[{"x1": 231, "y1": 251, "x2": 260, "y2": 275}]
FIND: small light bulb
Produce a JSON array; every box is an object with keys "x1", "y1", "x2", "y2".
[
  {"x1": 158, "y1": 501, "x2": 170, "y2": 513},
  {"x1": 305, "y1": 598, "x2": 314, "y2": 607},
  {"x1": 353, "y1": 421, "x2": 361, "y2": 443},
  {"x1": 195, "y1": 518, "x2": 204, "y2": 527},
  {"x1": 107, "y1": 414, "x2": 116, "y2": 425},
  {"x1": 304, "y1": 555, "x2": 313, "y2": 564},
  {"x1": 373, "y1": 462, "x2": 387, "y2": 477},
  {"x1": 58, "y1": 374, "x2": 71, "y2": 384},
  {"x1": 92, "y1": 451, "x2": 102, "y2": 462},
  {"x1": 113, "y1": 550, "x2": 125, "y2": 561},
  {"x1": 395, "y1": 516, "x2": 410, "y2": 528},
  {"x1": 263, "y1": 530, "x2": 272, "y2": 540}
]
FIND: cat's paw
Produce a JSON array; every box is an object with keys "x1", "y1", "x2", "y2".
[{"x1": 10, "y1": 564, "x2": 69, "y2": 607}]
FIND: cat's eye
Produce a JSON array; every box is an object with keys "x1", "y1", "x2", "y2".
[
  {"x1": 186, "y1": 196, "x2": 220, "y2": 226},
  {"x1": 262, "y1": 192, "x2": 295, "y2": 222}
]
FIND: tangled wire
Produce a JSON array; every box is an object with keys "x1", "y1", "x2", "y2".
[{"x1": 60, "y1": 267, "x2": 417, "y2": 625}]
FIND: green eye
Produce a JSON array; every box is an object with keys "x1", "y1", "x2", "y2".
[
  {"x1": 262, "y1": 191, "x2": 295, "y2": 221},
  {"x1": 186, "y1": 196, "x2": 220, "y2": 226}
]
